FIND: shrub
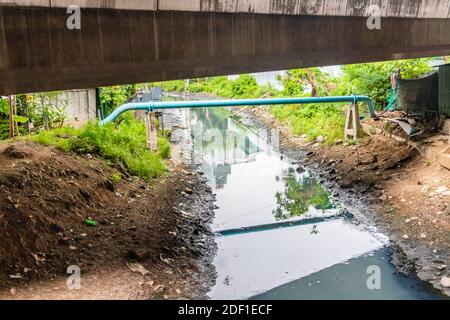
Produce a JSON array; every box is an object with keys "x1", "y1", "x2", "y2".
[{"x1": 32, "y1": 115, "x2": 169, "y2": 181}]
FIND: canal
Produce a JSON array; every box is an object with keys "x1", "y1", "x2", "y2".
[{"x1": 165, "y1": 102, "x2": 446, "y2": 300}]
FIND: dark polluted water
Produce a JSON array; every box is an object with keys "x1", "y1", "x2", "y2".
[{"x1": 166, "y1": 104, "x2": 446, "y2": 300}]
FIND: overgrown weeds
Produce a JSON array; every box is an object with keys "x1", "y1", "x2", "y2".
[{"x1": 32, "y1": 114, "x2": 170, "y2": 180}]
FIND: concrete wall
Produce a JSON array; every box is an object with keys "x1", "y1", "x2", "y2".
[
  {"x1": 1, "y1": 6, "x2": 450, "y2": 94},
  {"x1": 0, "y1": 0, "x2": 449, "y2": 18},
  {"x1": 62, "y1": 89, "x2": 97, "y2": 127}
]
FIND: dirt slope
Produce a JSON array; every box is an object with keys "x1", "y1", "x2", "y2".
[{"x1": 0, "y1": 141, "x2": 215, "y2": 299}]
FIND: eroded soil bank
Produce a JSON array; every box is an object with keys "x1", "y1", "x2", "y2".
[
  {"x1": 0, "y1": 141, "x2": 216, "y2": 299},
  {"x1": 245, "y1": 107, "x2": 450, "y2": 296}
]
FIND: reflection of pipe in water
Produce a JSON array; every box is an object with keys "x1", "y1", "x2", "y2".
[{"x1": 216, "y1": 214, "x2": 343, "y2": 237}]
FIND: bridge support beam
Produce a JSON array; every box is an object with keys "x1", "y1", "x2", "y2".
[{"x1": 1, "y1": 7, "x2": 450, "y2": 95}]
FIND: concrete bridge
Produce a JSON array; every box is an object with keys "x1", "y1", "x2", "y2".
[{"x1": 1, "y1": 0, "x2": 450, "y2": 94}]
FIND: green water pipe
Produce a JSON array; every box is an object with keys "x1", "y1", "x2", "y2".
[{"x1": 100, "y1": 95, "x2": 376, "y2": 125}]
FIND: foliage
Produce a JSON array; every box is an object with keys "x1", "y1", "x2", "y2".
[
  {"x1": 28, "y1": 92, "x2": 67, "y2": 129},
  {"x1": 153, "y1": 75, "x2": 279, "y2": 99},
  {"x1": 0, "y1": 96, "x2": 30, "y2": 139},
  {"x1": 337, "y1": 58, "x2": 433, "y2": 109},
  {"x1": 32, "y1": 114, "x2": 170, "y2": 181},
  {"x1": 99, "y1": 85, "x2": 137, "y2": 118},
  {"x1": 277, "y1": 68, "x2": 335, "y2": 97},
  {"x1": 270, "y1": 103, "x2": 346, "y2": 144},
  {"x1": 111, "y1": 172, "x2": 123, "y2": 184}
]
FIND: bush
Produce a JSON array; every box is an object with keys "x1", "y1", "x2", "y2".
[
  {"x1": 32, "y1": 115, "x2": 170, "y2": 181},
  {"x1": 270, "y1": 104, "x2": 346, "y2": 144}
]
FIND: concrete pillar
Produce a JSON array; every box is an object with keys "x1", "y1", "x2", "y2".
[{"x1": 344, "y1": 103, "x2": 361, "y2": 140}]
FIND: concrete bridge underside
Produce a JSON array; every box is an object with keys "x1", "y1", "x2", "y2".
[{"x1": 1, "y1": 6, "x2": 450, "y2": 94}]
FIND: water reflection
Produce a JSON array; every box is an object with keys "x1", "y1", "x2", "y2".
[
  {"x1": 274, "y1": 169, "x2": 335, "y2": 221},
  {"x1": 190, "y1": 108, "x2": 278, "y2": 191}
]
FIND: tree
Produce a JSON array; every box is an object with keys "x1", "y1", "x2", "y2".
[
  {"x1": 99, "y1": 85, "x2": 137, "y2": 117},
  {"x1": 277, "y1": 68, "x2": 335, "y2": 97},
  {"x1": 337, "y1": 58, "x2": 433, "y2": 109}
]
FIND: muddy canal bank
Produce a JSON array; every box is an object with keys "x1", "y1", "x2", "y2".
[
  {"x1": 164, "y1": 94, "x2": 447, "y2": 299},
  {"x1": 0, "y1": 142, "x2": 216, "y2": 300},
  {"x1": 244, "y1": 107, "x2": 450, "y2": 297}
]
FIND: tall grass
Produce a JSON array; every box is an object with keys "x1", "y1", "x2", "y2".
[
  {"x1": 270, "y1": 104, "x2": 347, "y2": 144},
  {"x1": 32, "y1": 114, "x2": 170, "y2": 180}
]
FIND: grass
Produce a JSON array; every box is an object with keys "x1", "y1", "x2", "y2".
[
  {"x1": 269, "y1": 104, "x2": 347, "y2": 144},
  {"x1": 32, "y1": 114, "x2": 171, "y2": 181},
  {"x1": 110, "y1": 172, "x2": 122, "y2": 184}
]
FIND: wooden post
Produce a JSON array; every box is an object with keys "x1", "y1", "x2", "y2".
[
  {"x1": 145, "y1": 111, "x2": 158, "y2": 152},
  {"x1": 157, "y1": 112, "x2": 164, "y2": 131},
  {"x1": 8, "y1": 95, "x2": 15, "y2": 138},
  {"x1": 344, "y1": 103, "x2": 361, "y2": 140}
]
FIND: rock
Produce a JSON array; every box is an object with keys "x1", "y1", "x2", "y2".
[
  {"x1": 69, "y1": 246, "x2": 77, "y2": 251},
  {"x1": 184, "y1": 188, "x2": 193, "y2": 194},
  {"x1": 126, "y1": 262, "x2": 150, "y2": 276},
  {"x1": 10, "y1": 288, "x2": 16, "y2": 296},
  {"x1": 440, "y1": 276, "x2": 450, "y2": 288},
  {"x1": 295, "y1": 166, "x2": 305, "y2": 173},
  {"x1": 103, "y1": 180, "x2": 115, "y2": 192},
  {"x1": 436, "y1": 264, "x2": 447, "y2": 270},
  {"x1": 316, "y1": 136, "x2": 325, "y2": 143},
  {"x1": 153, "y1": 284, "x2": 165, "y2": 293},
  {"x1": 339, "y1": 179, "x2": 353, "y2": 188},
  {"x1": 402, "y1": 234, "x2": 409, "y2": 239},
  {"x1": 436, "y1": 186, "x2": 448, "y2": 194}
]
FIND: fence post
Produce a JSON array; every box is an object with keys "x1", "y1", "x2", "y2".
[{"x1": 145, "y1": 111, "x2": 158, "y2": 152}]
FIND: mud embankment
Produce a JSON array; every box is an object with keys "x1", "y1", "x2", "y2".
[
  {"x1": 244, "y1": 107, "x2": 450, "y2": 296},
  {"x1": 0, "y1": 141, "x2": 216, "y2": 299}
]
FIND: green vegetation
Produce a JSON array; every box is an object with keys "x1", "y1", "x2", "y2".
[
  {"x1": 111, "y1": 172, "x2": 123, "y2": 184},
  {"x1": 99, "y1": 84, "x2": 137, "y2": 118},
  {"x1": 32, "y1": 114, "x2": 170, "y2": 181},
  {"x1": 153, "y1": 58, "x2": 434, "y2": 144},
  {"x1": 0, "y1": 83, "x2": 167, "y2": 182},
  {"x1": 337, "y1": 59, "x2": 433, "y2": 109},
  {"x1": 154, "y1": 75, "x2": 278, "y2": 99}
]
